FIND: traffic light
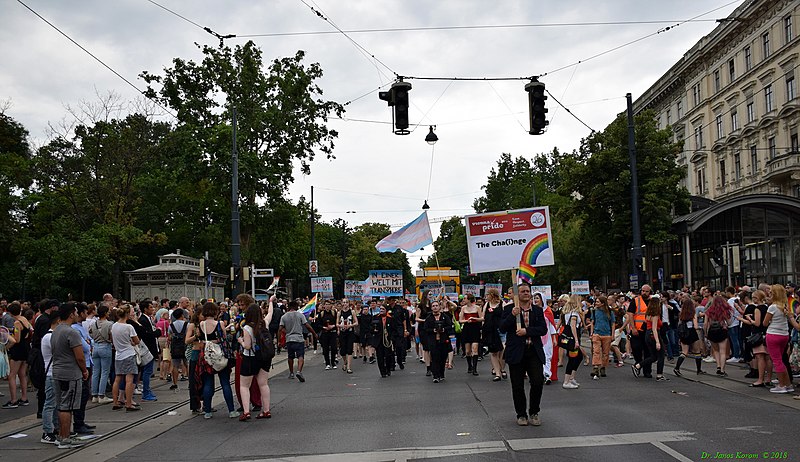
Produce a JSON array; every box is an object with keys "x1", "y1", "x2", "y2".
[
  {"x1": 525, "y1": 78, "x2": 548, "y2": 135},
  {"x1": 378, "y1": 80, "x2": 412, "y2": 135}
]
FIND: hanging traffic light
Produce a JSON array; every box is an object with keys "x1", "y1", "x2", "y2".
[
  {"x1": 525, "y1": 78, "x2": 548, "y2": 135},
  {"x1": 378, "y1": 80, "x2": 412, "y2": 135}
]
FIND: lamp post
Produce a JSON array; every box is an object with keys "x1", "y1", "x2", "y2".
[{"x1": 425, "y1": 126, "x2": 438, "y2": 145}]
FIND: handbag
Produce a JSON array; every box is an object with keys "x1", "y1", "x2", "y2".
[
  {"x1": 135, "y1": 342, "x2": 154, "y2": 366},
  {"x1": 558, "y1": 331, "x2": 575, "y2": 350},
  {"x1": 453, "y1": 319, "x2": 462, "y2": 334},
  {"x1": 745, "y1": 331, "x2": 764, "y2": 348},
  {"x1": 216, "y1": 323, "x2": 236, "y2": 360},
  {"x1": 202, "y1": 323, "x2": 228, "y2": 372}
]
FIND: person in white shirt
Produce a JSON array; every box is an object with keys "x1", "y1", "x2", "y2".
[
  {"x1": 111, "y1": 306, "x2": 140, "y2": 411},
  {"x1": 39, "y1": 316, "x2": 60, "y2": 444},
  {"x1": 725, "y1": 286, "x2": 743, "y2": 362}
]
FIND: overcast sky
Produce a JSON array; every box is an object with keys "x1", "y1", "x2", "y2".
[{"x1": 2, "y1": 0, "x2": 741, "y2": 266}]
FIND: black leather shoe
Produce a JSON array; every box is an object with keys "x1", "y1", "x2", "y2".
[
  {"x1": 83, "y1": 424, "x2": 97, "y2": 430},
  {"x1": 73, "y1": 426, "x2": 94, "y2": 435}
]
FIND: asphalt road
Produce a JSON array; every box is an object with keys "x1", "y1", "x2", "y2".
[{"x1": 2, "y1": 348, "x2": 799, "y2": 462}]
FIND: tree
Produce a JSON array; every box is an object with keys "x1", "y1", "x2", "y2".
[
  {"x1": 141, "y1": 42, "x2": 344, "y2": 271},
  {"x1": 30, "y1": 114, "x2": 170, "y2": 297},
  {"x1": 0, "y1": 112, "x2": 32, "y2": 298}
]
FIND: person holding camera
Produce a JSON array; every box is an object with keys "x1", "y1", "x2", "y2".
[{"x1": 423, "y1": 300, "x2": 455, "y2": 383}]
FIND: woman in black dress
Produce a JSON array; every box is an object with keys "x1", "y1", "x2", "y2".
[
  {"x1": 415, "y1": 290, "x2": 432, "y2": 376},
  {"x1": 482, "y1": 288, "x2": 505, "y2": 381},
  {"x1": 424, "y1": 300, "x2": 454, "y2": 383}
]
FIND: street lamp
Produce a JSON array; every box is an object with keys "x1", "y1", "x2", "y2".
[
  {"x1": 425, "y1": 125, "x2": 438, "y2": 145},
  {"x1": 422, "y1": 200, "x2": 430, "y2": 210}
]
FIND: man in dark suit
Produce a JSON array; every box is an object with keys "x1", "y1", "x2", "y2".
[
  {"x1": 500, "y1": 281, "x2": 547, "y2": 427},
  {"x1": 136, "y1": 300, "x2": 162, "y2": 402}
]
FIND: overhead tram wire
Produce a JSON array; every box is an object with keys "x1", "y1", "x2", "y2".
[
  {"x1": 236, "y1": 18, "x2": 721, "y2": 38},
  {"x1": 145, "y1": 0, "x2": 206, "y2": 30},
  {"x1": 298, "y1": 0, "x2": 398, "y2": 80},
  {"x1": 540, "y1": 0, "x2": 741, "y2": 77},
  {"x1": 546, "y1": 89, "x2": 595, "y2": 133},
  {"x1": 16, "y1": 0, "x2": 178, "y2": 119}
]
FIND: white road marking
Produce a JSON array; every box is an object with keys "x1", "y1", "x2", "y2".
[
  {"x1": 507, "y1": 430, "x2": 695, "y2": 450},
  {"x1": 246, "y1": 430, "x2": 696, "y2": 461},
  {"x1": 726, "y1": 426, "x2": 773, "y2": 435},
  {"x1": 652, "y1": 441, "x2": 695, "y2": 462}
]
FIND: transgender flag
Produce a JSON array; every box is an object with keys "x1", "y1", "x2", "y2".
[{"x1": 375, "y1": 211, "x2": 434, "y2": 253}]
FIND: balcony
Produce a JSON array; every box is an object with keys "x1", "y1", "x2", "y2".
[{"x1": 764, "y1": 152, "x2": 800, "y2": 183}]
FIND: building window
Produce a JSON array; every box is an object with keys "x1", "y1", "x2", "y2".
[
  {"x1": 792, "y1": 132, "x2": 799, "y2": 152},
  {"x1": 745, "y1": 46, "x2": 752, "y2": 70},
  {"x1": 719, "y1": 159, "x2": 727, "y2": 186},
  {"x1": 692, "y1": 83, "x2": 702, "y2": 106},
  {"x1": 666, "y1": 108, "x2": 672, "y2": 126},
  {"x1": 728, "y1": 59, "x2": 735, "y2": 83},
  {"x1": 714, "y1": 70, "x2": 721, "y2": 93},
  {"x1": 768, "y1": 136, "x2": 776, "y2": 159},
  {"x1": 765, "y1": 84, "x2": 774, "y2": 112},
  {"x1": 734, "y1": 150, "x2": 741, "y2": 181},
  {"x1": 731, "y1": 109, "x2": 739, "y2": 131},
  {"x1": 788, "y1": 76, "x2": 796, "y2": 101},
  {"x1": 751, "y1": 145, "x2": 759, "y2": 174},
  {"x1": 694, "y1": 126, "x2": 704, "y2": 149},
  {"x1": 747, "y1": 101, "x2": 755, "y2": 122},
  {"x1": 786, "y1": 15, "x2": 793, "y2": 43},
  {"x1": 697, "y1": 168, "x2": 706, "y2": 195},
  {"x1": 763, "y1": 32, "x2": 770, "y2": 59},
  {"x1": 716, "y1": 114, "x2": 724, "y2": 139},
  {"x1": 677, "y1": 100, "x2": 683, "y2": 118}
]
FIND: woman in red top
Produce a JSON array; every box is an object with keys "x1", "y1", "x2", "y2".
[{"x1": 632, "y1": 297, "x2": 668, "y2": 381}]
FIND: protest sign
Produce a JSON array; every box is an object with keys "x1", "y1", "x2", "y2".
[
  {"x1": 311, "y1": 277, "x2": 333, "y2": 295},
  {"x1": 462, "y1": 284, "x2": 482, "y2": 296},
  {"x1": 571, "y1": 280, "x2": 590, "y2": 295},
  {"x1": 465, "y1": 207, "x2": 554, "y2": 274},
  {"x1": 369, "y1": 270, "x2": 403, "y2": 297},
  {"x1": 484, "y1": 283, "x2": 503, "y2": 295},
  {"x1": 530, "y1": 285, "x2": 553, "y2": 300},
  {"x1": 344, "y1": 280, "x2": 366, "y2": 299}
]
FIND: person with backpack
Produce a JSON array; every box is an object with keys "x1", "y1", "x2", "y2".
[
  {"x1": 31, "y1": 299, "x2": 60, "y2": 419},
  {"x1": 236, "y1": 303, "x2": 273, "y2": 421},
  {"x1": 168, "y1": 309, "x2": 188, "y2": 391}
]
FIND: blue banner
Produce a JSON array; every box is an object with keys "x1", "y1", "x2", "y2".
[{"x1": 369, "y1": 270, "x2": 403, "y2": 297}]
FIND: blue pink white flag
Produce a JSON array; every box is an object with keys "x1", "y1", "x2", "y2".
[{"x1": 375, "y1": 211, "x2": 433, "y2": 253}]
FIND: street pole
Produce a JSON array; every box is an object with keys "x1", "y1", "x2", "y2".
[
  {"x1": 231, "y1": 105, "x2": 241, "y2": 297},
  {"x1": 310, "y1": 186, "x2": 316, "y2": 261},
  {"x1": 626, "y1": 93, "x2": 644, "y2": 288}
]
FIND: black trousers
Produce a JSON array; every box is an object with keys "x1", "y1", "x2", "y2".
[
  {"x1": 392, "y1": 336, "x2": 407, "y2": 365},
  {"x1": 73, "y1": 368, "x2": 91, "y2": 427},
  {"x1": 320, "y1": 332, "x2": 338, "y2": 367},
  {"x1": 430, "y1": 342, "x2": 449, "y2": 379},
  {"x1": 641, "y1": 330, "x2": 665, "y2": 375},
  {"x1": 375, "y1": 344, "x2": 394, "y2": 376},
  {"x1": 508, "y1": 348, "x2": 545, "y2": 418},
  {"x1": 630, "y1": 331, "x2": 651, "y2": 375}
]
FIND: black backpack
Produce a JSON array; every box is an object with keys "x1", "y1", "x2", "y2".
[
  {"x1": 252, "y1": 328, "x2": 275, "y2": 362},
  {"x1": 169, "y1": 322, "x2": 188, "y2": 358}
]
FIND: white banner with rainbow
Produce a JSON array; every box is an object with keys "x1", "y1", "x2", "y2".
[{"x1": 464, "y1": 207, "x2": 554, "y2": 274}]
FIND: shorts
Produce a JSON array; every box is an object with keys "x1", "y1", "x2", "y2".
[
  {"x1": 339, "y1": 331, "x2": 356, "y2": 356},
  {"x1": 171, "y1": 356, "x2": 186, "y2": 367},
  {"x1": 115, "y1": 356, "x2": 138, "y2": 375},
  {"x1": 286, "y1": 341, "x2": 305, "y2": 359},
  {"x1": 239, "y1": 355, "x2": 271, "y2": 376},
  {"x1": 56, "y1": 379, "x2": 82, "y2": 411},
  {"x1": 611, "y1": 329, "x2": 622, "y2": 347}
]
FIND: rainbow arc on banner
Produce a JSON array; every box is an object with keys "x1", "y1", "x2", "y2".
[
  {"x1": 790, "y1": 297, "x2": 799, "y2": 315},
  {"x1": 517, "y1": 233, "x2": 549, "y2": 284},
  {"x1": 301, "y1": 294, "x2": 318, "y2": 317}
]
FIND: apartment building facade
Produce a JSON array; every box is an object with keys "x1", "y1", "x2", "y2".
[{"x1": 634, "y1": 0, "x2": 800, "y2": 288}]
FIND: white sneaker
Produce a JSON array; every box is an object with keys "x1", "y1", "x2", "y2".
[
  {"x1": 562, "y1": 382, "x2": 578, "y2": 389},
  {"x1": 133, "y1": 389, "x2": 142, "y2": 395},
  {"x1": 313, "y1": 350, "x2": 318, "y2": 354},
  {"x1": 91, "y1": 397, "x2": 98, "y2": 403},
  {"x1": 98, "y1": 397, "x2": 113, "y2": 404},
  {"x1": 770, "y1": 386, "x2": 789, "y2": 394},
  {"x1": 725, "y1": 357, "x2": 740, "y2": 363},
  {"x1": 703, "y1": 356, "x2": 715, "y2": 363},
  {"x1": 570, "y1": 379, "x2": 580, "y2": 387},
  {"x1": 325, "y1": 365, "x2": 331, "y2": 370}
]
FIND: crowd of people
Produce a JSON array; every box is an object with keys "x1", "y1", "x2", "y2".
[{"x1": 0, "y1": 279, "x2": 798, "y2": 447}]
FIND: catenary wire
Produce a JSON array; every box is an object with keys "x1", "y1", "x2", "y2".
[{"x1": 545, "y1": 88, "x2": 595, "y2": 133}]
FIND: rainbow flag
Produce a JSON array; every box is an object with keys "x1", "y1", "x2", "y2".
[
  {"x1": 301, "y1": 294, "x2": 318, "y2": 317},
  {"x1": 517, "y1": 263, "x2": 538, "y2": 284},
  {"x1": 790, "y1": 297, "x2": 799, "y2": 315}
]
